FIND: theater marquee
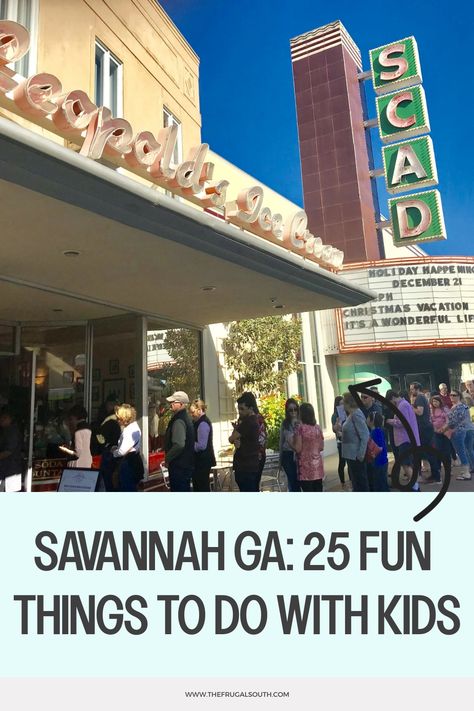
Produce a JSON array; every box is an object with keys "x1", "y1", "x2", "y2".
[{"x1": 336, "y1": 258, "x2": 474, "y2": 353}]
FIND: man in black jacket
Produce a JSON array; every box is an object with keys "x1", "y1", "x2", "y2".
[{"x1": 164, "y1": 391, "x2": 195, "y2": 492}]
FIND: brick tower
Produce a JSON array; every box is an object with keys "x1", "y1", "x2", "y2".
[{"x1": 291, "y1": 21, "x2": 381, "y2": 262}]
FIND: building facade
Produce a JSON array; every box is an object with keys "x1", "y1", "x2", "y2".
[
  {"x1": 291, "y1": 21, "x2": 474, "y2": 401},
  {"x1": 0, "y1": 1, "x2": 371, "y2": 489}
]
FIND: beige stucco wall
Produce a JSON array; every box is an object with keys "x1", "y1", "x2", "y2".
[
  {"x1": 209, "y1": 149, "x2": 303, "y2": 220},
  {"x1": 1, "y1": 0, "x2": 201, "y2": 153}
]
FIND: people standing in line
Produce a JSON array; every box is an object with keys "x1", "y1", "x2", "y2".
[
  {"x1": 385, "y1": 390, "x2": 420, "y2": 489},
  {"x1": 463, "y1": 394, "x2": 474, "y2": 423},
  {"x1": 148, "y1": 403, "x2": 160, "y2": 453},
  {"x1": 409, "y1": 382, "x2": 441, "y2": 483},
  {"x1": 438, "y1": 383, "x2": 452, "y2": 409},
  {"x1": 341, "y1": 393, "x2": 370, "y2": 492},
  {"x1": 229, "y1": 392, "x2": 261, "y2": 492},
  {"x1": 93, "y1": 398, "x2": 121, "y2": 454},
  {"x1": 189, "y1": 399, "x2": 216, "y2": 492},
  {"x1": 429, "y1": 394, "x2": 452, "y2": 481},
  {"x1": 383, "y1": 397, "x2": 397, "y2": 457},
  {"x1": 367, "y1": 412, "x2": 390, "y2": 491},
  {"x1": 448, "y1": 390, "x2": 474, "y2": 481},
  {"x1": 164, "y1": 391, "x2": 195, "y2": 492},
  {"x1": 60, "y1": 405, "x2": 92, "y2": 468},
  {"x1": 360, "y1": 390, "x2": 383, "y2": 421},
  {"x1": 244, "y1": 391, "x2": 267, "y2": 487},
  {"x1": 112, "y1": 404, "x2": 143, "y2": 492},
  {"x1": 463, "y1": 379, "x2": 474, "y2": 398},
  {"x1": 0, "y1": 408, "x2": 23, "y2": 493},
  {"x1": 279, "y1": 398, "x2": 300, "y2": 492},
  {"x1": 291, "y1": 403, "x2": 324, "y2": 492},
  {"x1": 331, "y1": 396, "x2": 348, "y2": 489}
]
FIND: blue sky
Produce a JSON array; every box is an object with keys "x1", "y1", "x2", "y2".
[{"x1": 160, "y1": 0, "x2": 472, "y2": 257}]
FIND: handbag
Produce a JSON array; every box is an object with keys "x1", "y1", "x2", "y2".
[
  {"x1": 351, "y1": 419, "x2": 382, "y2": 463},
  {"x1": 365, "y1": 437, "x2": 383, "y2": 464}
]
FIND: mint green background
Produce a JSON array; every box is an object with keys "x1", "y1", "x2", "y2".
[
  {"x1": 390, "y1": 190, "x2": 445, "y2": 244},
  {"x1": 0, "y1": 494, "x2": 470, "y2": 677},
  {"x1": 337, "y1": 361, "x2": 390, "y2": 394},
  {"x1": 377, "y1": 86, "x2": 428, "y2": 141},
  {"x1": 370, "y1": 37, "x2": 418, "y2": 92},
  {"x1": 383, "y1": 137, "x2": 436, "y2": 190}
]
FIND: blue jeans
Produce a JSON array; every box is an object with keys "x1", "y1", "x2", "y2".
[
  {"x1": 419, "y1": 426, "x2": 440, "y2": 480},
  {"x1": 168, "y1": 461, "x2": 193, "y2": 492},
  {"x1": 433, "y1": 433, "x2": 451, "y2": 477},
  {"x1": 281, "y1": 450, "x2": 300, "y2": 492},
  {"x1": 452, "y1": 430, "x2": 474, "y2": 470},
  {"x1": 367, "y1": 462, "x2": 390, "y2": 491},
  {"x1": 347, "y1": 459, "x2": 369, "y2": 492}
]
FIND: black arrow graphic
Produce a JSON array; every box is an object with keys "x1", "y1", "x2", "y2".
[{"x1": 348, "y1": 378, "x2": 451, "y2": 522}]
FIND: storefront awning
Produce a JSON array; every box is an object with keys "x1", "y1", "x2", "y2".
[{"x1": 0, "y1": 117, "x2": 374, "y2": 327}]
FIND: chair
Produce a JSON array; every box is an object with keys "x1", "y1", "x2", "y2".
[
  {"x1": 259, "y1": 453, "x2": 282, "y2": 492},
  {"x1": 159, "y1": 463, "x2": 170, "y2": 490}
]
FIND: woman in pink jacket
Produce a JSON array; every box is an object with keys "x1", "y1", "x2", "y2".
[
  {"x1": 291, "y1": 403, "x2": 324, "y2": 492},
  {"x1": 429, "y1": 394, "x2": 451, "y2": 481}
]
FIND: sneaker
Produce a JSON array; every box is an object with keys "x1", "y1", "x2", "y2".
[
  {"x1": 423, "y1": 477, "x2": 441, "y2": 484},
  {"x1": 456, "y1": 473, "x2": 472, "y2": 481}
]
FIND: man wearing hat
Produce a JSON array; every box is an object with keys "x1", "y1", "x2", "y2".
[{"x1": 164, "y1": 391, "x2": 195, "y2": 492}]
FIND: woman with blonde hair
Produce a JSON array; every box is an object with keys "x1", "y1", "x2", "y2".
[
  {"x1": 112, "y1": 403, "x2": 143, "y2": 491},
  {"x1": 189, "y1": 399, "x2": 216, "y2": 492}
]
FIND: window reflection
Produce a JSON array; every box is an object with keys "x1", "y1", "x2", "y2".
[
  {"x1": 21, "y1": 325, "x2": 86, "y2": 460},
  {"x1": 147, "y1": 324, "x2": 202, "y2": 453}
]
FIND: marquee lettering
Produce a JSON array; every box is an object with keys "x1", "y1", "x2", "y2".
[
  {"x1": 378, "y1": 43, "x2": 408, "y2": 82},
  {"x1": 386, "y1": 91, "x2": 416, "y2": 129},
  {"x1": 396, "y1": 199, "x2": 432, "y2": 239},
  {"x1": 391, "y1": 144, "x2": 427, "y2": 185},
  {"x1": 13, "y1": 72, "x2": 62, "y2": 115},
  {"x1": 0, "y1": 20, "x2": 343, "y2": 269},
  {"x1": 0, "y1": 20, "x2": 30, "y2": 93}
]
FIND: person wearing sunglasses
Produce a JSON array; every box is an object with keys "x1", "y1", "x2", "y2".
[
  {"x1": 279, "y1": 399, "x2": 300, "y2": 492},
  {"x1": 447, "y1": 390, "x2": 474, "y2": 480},
  {"x1": 331, "y1": 396, "x2": 349, "y2": 490}
]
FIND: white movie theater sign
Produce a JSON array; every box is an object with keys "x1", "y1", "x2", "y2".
[{"x1": 336, "y1": 259, "x2": 474, "y2": 353}]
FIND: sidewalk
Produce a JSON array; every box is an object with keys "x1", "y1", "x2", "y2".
[
  {"x1": 256, "y1": 453, "x2": 474, "y2": 493},
  {"x1": 321, "y1": 453, "x2": 474, "y2": 493}
]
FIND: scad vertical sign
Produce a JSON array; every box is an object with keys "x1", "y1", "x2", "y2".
[{"x1": 369, "y1": 37, "x2": 446, "y2": 246}]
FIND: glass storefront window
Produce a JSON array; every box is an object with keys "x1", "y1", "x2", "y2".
[
  {"x1": 0, "y1": 325, "x2": 18, "y2": 355},
  {"x1": 21, "y1": 325, "x2": 86, "y2": 460},
  {"x1": 91, "y1": 316, "x2": 138, "y2": 424},
  {"x1": 147, "y1": 323, "x2": 202, "y2": 455}
]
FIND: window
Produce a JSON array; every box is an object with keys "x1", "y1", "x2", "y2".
[
  {"x1": 163, "y1": 107, "x2": 183, "y2": 166},
  {"x1": 147, "y1": 322, "x2": 202, "y2": 459},
  {"x1": 0, "y1": 0, "x2": 38, "y2": 77},
  {"x1": 95, "y1": 40, "x2": 123, "y2": 116}
]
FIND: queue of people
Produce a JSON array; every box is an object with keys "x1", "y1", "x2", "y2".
[
  {"x1": 2, "y1": 377, "x2": 474, "y2": 493},
  {"x1": 328, "y1": 379, "x2": 474, "y2": 491}
]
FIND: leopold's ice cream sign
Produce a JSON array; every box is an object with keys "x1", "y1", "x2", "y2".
[{"x1": 0, "y1": 21, "x2": 343, "y2": 270}]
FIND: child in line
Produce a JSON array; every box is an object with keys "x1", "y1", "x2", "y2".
[{"x1": 367, "y1": 412, "x2": 390, "y2": 492}]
